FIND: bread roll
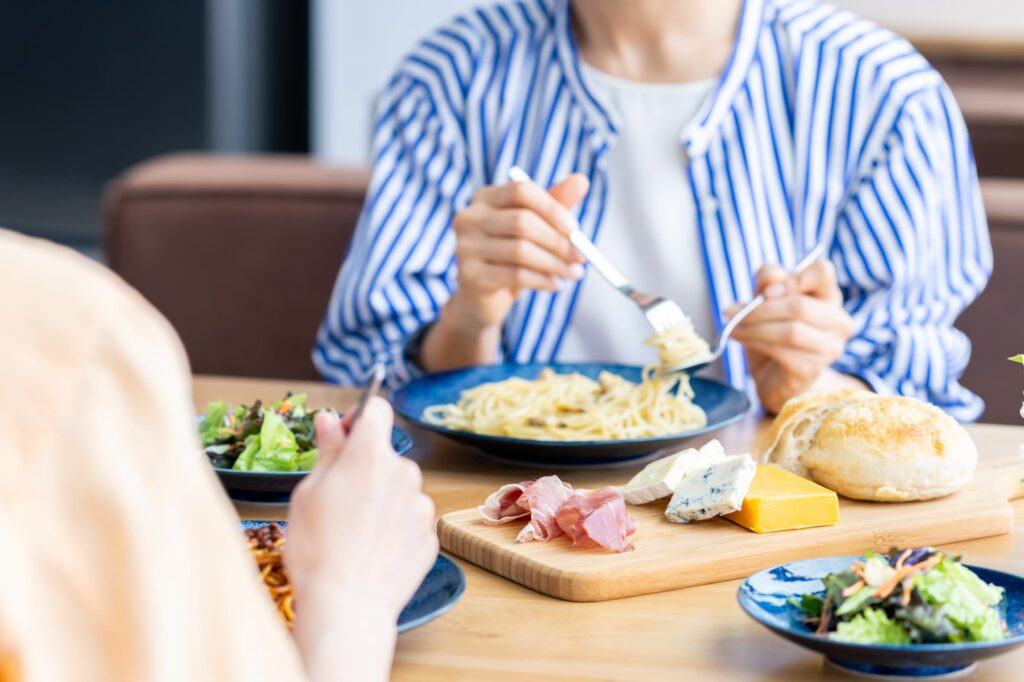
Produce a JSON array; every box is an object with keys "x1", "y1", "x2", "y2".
[{"x1": 760, "y1": 391, "x2": 977, "y2": 501}]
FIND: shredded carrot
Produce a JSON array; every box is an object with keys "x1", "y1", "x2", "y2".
[
  {"x1": 900, "y1": 579, "x2": 914, "y2": 606},
  {"x1": 842, "y1": 580, "x2": 866, "y2": 598},
  {"x1": 874, "y1": 555, "x2": 941, "y2": 600},
  {"x1": 894, "y1": 549, "x2": 913, "y2": 571},
  {"x1": 816, "y1": 593, "x2": 834, "y2": 635}
]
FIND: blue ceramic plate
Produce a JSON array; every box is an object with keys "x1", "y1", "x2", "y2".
[
  {"x1": 242, "y1": 521, "x2": 465, "y2": 633},
  {"x1": 738, "y1": 556, "x2": 1024, "y2": 678},
  {"x1": 212, "y1": 427, "x2": 413, "y2": 504},
  {"x1": 390, "y1": 362, "x2": 751, "y2": 466}
]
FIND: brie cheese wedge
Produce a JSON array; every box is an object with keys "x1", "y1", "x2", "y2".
[{"x1": 620, "y1": 439, "x2": 728, "y2": 505}]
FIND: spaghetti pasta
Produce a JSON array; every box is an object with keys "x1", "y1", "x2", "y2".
[
  {"x1": 645, "y1": 317, "x2": 713, "y2": 370},
  {"x1": 422, "y1": 320, "x2": 712, "y2": 441}
]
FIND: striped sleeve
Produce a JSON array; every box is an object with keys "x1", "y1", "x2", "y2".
[
  {"x1": 313, "y1": 69, "x2": 472, "y2": 386},
  {"x1": 831, "y1": 84, "x2": 992, "y2": 420}
]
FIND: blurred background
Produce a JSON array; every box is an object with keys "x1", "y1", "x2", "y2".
[{"x1": 1, "y1": 0, "x2": 1021, "y2": 420}]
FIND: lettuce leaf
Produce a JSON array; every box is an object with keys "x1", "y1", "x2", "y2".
[
  {"x1": 836, "y1": 585, "x2": 876, "y2": 617},
  {"x1": 832, "y1": 608, "x2": 911, "y2": 644},
  {"x1": 199, "y1": 401, "x2": 230, "y2": 445},
  {"x1": 789, "y1": 593, "x2": 824, "y2": 617},
  {"x1": 232, "y1": 436, "x2": 261, "y2": 471},
  {"x1": 296, "y1": 448, "x2": 318, "y2": 471},
  {"x1": 914, "y1": 559, "x2": 1005, "y2": 642},
  {"x1": 897, "y1": 604, "x2": 962, "y2": 643},
  {"x1": 288, "y1": 393, "x2": 308, "y2": 418},
  {"x1": 247, "y1": 410, "x2": 300, "y2": 472}
]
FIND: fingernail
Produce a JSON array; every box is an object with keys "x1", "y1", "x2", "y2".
[
  {"x1": 568, "y1": 264, "x2": 585, "y2": 280},
  {"x1": 764, "y1": 283, "x2": 787, "y2": 299}
]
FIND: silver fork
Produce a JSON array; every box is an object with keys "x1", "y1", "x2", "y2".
[
  {"x1": 507, "y1": 166, "x2": 686, "y2": 333},
  {"x1": 657, "y1": 241, "x2": 830, "y2": 377},
  {"x1": 348, "y1": 361, "x2": 386, "y2": 428}
]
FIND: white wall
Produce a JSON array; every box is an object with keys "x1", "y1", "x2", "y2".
[
  {"x1": 313, "y1": 0, "x2": 1024, "y2": 166},
  {"x1": 312, "y1": 0, "x2": 477, "y2": 165},
  {"x1": 832, "y1": 1, "x2": 1024, "y2": 44}
]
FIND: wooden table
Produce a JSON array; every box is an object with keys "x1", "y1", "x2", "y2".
[{"x1": 195, "y1": 375, "x2": 1024, "y2": 681}]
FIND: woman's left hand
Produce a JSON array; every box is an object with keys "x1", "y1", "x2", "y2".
[{"x1": 726, "y1": 260, "x2": 862, "y2": 414}]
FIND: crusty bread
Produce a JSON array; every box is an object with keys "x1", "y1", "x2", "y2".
[
  {"x1": 761, "y1": 391, "x2": 977, "y2": 501},
  {"x1": 758, "y1": 389, "x2": 876, "y2": 473}
]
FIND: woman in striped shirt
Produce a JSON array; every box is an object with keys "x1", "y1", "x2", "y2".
[{"x1": 315, "y1": 0, "x2": 991, "y2": 419}]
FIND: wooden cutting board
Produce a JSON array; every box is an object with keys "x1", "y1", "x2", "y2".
[{"x1": 438, "y1": 455, "x2": 1024, "y2": 602}]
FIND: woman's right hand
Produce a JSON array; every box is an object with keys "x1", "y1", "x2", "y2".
[
  {"x1": 447, "y1": 174, "x2": 591, "y2": 332},
  {"x1": 285, "y1": 399, "x2": 437, "y2": 682}
]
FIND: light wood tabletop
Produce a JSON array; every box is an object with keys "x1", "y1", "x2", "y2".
[{"x1": 194, "y1": 375, "x2": 1024, "y2": 682}]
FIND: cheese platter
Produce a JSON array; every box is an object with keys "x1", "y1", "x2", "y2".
[{"x1": 438, "y1": 441, "x2": 1024, "y2": 602}]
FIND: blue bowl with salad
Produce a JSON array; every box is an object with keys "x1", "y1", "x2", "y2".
[
  {"x1": 198, "y1": 393, "x2": 413, "y2": 504},
  {"x1": 737, "y1": 549, "x2": 1024, "y2": 678}
]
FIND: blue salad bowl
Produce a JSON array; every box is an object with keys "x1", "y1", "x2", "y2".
[
  {"x1": 214, "y1": 426, "x2": 413, "y2": 504},
  {"x1": 737, "y1": 556, "x2": 1024, "y2": 678},
  {"x1": 390, "y1": 362, "x2": 751, "y2": 467},
  {"x1": 242, "y1": 521, "x2": 464, "y2": 633}
]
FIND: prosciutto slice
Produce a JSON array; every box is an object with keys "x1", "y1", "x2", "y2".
[
  {"x1": 515, "y1": 475, "x2": 573, "y2": 542},
  {"x1": 555, "y1": 486, "x2": 639, "y2": 553},
  {"x1": 478, "y1": 481, "x2": 533, "y2": 525}
]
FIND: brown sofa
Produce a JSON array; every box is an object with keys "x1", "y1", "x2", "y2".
[
  {"x1": 104, "y1": 154, "x2": 368, "y2": 381},
  {"x1": 103, "y1": 153, "x2": 1024, "y2": 424}
]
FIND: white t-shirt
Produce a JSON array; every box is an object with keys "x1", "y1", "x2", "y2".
[{"x1": 557, "y1": 65, "x2": 717, "y2": 370}]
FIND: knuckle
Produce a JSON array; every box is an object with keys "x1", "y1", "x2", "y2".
[
  {"x1": 782, "y1": 324, "x2": 802, "y2": 345},
  {"x1": 472, "y1": 185, "x2": 492, "y2": 205},
  {"x1": 511, "y1": 240, "x2": 532, "y2": 262},
  {"x1": 509, "y1": 209, "x2": 533, "y2": 237},
  {"x1": 399, "y1": 458, "x2": 422, "y2": 486},
  {"x1": 840, "y1": 313, "x2": 855, "y2": 337},
  {"x1": 361, "y1": 396, "x2": 390, "y2": 424},
  {"x1": 795, "y1": 364, "x2": 818, "y2": 381},
  {"x1": 453, "y1": 208, "x2": 478, "y2": 235},
  {"x1": 417, "y1": 492, "x2": 436, "y2": 520},
  {"x1": 506, "y1": 182, "x2": 529, "y2": 205},
  {"x1": 512, "y1": 268, "x2": 532, "y2": 287}
]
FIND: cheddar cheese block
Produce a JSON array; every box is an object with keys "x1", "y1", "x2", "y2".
[{"x1": 725, "y1": 465, "x2": 839, "y2": 533}]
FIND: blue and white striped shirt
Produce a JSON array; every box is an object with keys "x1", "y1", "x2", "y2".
[{"x1": 314, "y1": 0, "x2": 992, "y2": 420}]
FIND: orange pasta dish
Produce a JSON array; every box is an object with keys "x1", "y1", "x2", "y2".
[{"x1": 245, "y1": 523, "x2": 294, "y2": 628}]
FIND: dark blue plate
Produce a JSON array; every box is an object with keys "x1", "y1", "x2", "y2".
[
  {"x1": 242, "y1": 521, "x2": 464, "y2": 633},
  {"x1": 390, "y1": 362, "x2": 750, "y2": 466},
  {"x1": 737, "y1": 556, "x2": 1024, "y2": 678},
  {"x1": 213, "y1": 427, "x2": 413, "y2": 504}
]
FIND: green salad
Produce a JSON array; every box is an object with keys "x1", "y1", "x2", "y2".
[
  {"x1": 792, "y1": 548, "x2": 1006, "y2": 645},
  {"x1": 199, "y1": 393, "x2": 321, "y2": 472}
]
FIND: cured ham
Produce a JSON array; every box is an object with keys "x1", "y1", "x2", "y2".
[
  {"x1": 555, "y1": 487, "x2": 639, "y2": 553},
  {"x1": 478, "y1": 481, "x2": 533, "y2": 525},
  {"x1": 477, "y1": 477, "x2": 639, "y2": 552},
  {"x1": 514, "y1": 475, "x2": 573, "y2": 542}
]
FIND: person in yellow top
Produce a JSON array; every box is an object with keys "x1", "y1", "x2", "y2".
[{"x1": 0, "y1": 228, "x2": 438, "y2": 682}]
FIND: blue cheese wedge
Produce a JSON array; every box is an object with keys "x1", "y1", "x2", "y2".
[
  {"x1": 664, "y1": 453, "x2": 757, "y2": 523},
  {"x1": 620, "y1": 440, "x2": 727, "y2": 505}
]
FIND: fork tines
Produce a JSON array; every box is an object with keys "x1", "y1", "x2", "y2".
[{"x1": 644, "y1": 299, "x2": 687, "y2": 334}]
